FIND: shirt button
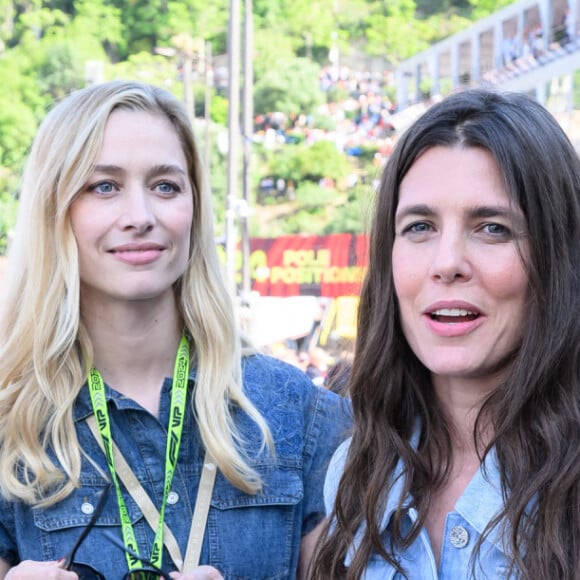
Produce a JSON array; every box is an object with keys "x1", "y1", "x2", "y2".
[
  {"x1": 167, "y1": 491, "x2": 179, "y2": 505},
  {"x1": 449, "y1": 525, "x2": 469, "y2": 548},
  {"x1": 81, "y1": 502, "x2": 95, "y2": 515}
]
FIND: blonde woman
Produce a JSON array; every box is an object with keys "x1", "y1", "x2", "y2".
[{"x1": 0, "y1": 81, "x2": 350, "y2": 579}]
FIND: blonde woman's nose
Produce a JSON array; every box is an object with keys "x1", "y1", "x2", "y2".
[{"x1": 117, "y1": 189, "x2": 156, "y2": 233}]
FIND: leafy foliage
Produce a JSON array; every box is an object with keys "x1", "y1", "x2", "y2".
[
  {"x1": 269, "y1": 140, "x2": 350, "y2": 185},
  {"x1": 0, "y1": 0, "x2": 517, "y2": 252},
  {"x1": 254, "y1": 57, "x2": 324, "y2": 117},
  {"x1": 322, "y1": 185, "x2": 374, "y2": 234},
  {"x1": 294, "y1": 182, "x2": 338, "y2": 207},
  {"x1": 468, "y1": 0, "x2": 515, "y2": 19},
  {"x1": 0, "y1": 191, "x2": 18, "y2": 254}
]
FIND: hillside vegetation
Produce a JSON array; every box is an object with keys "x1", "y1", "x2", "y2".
[{"x1": 0, "y1": 0, "x2": 515, "y2": 251}]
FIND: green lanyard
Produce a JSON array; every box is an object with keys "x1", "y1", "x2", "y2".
[{"x1": 87, "y1": 334, "x2": 190, "y2": 571}]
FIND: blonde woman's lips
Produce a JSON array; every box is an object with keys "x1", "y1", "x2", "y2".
[{"x1": 109, "y1": 242, "x2": 165, "y2": 265}]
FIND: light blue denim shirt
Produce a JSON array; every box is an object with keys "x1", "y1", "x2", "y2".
[
  {"x1": 0, "y1": 354, "x2": 352, "y2": 579},
  {"x1": 325, "y1": 433, "x2": 514, "y2": 579}
]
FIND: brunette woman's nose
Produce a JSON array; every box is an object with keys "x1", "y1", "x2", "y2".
[{"x1": 428, "y1": 233, "x2": 472, "y2": 283}]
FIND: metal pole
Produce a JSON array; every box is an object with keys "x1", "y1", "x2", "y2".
[
  {"x1": 171, "y1": 34, "x2": 195, "y2": 123},
  {"x1": 204, "y1": 40, "x2": 212, "y2": 173},
  {"x1": 183, "y1": 54, "x2": 194, "y2": 123},
  {"x1": 241, "y1": 0, "x2": 253, "y2": 300},
  {"x1": 225, "y1": 0, "x2": 241, "y2": 298}
]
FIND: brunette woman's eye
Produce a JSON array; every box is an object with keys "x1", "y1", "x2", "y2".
[
  {"x1": 404, "y1": 221, "x2": 433, "y2": 234},
  {"x1": 481, "y1": 222, "x2": 512, "y2": 239}
]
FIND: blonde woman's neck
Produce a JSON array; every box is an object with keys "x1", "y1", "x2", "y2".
[{"x1": 81, "y1": 292, "x2": 182, "y2": 415}]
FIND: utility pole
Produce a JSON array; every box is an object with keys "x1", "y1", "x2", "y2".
[
  {"x1": 241, "y1": 0, "x2": 253, "y2": 300},
  {"x1": 225, "y1": 0, "x2": 241, "y2": 298},
  {"x1": 171, "y1": 34, "x2": 196, "y2": 123},
  {"x1": 204, "y1": 40, "x2": 212, "y2": 173}
]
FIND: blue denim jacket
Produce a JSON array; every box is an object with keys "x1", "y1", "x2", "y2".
[
  {"x1": 0, "y1": 354, "x2": 351, "y2": 579},
  {"x1": 325, "y1": 435, "x2": 514, "y2": 579}
]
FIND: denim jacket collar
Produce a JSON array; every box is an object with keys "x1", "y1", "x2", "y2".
[{"x1": 73, "y1": 374, "x2": 185, "y2": 423}]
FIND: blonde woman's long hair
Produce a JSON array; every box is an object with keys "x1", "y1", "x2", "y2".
[{"x1": 0, "y1": 80, "x2": 272, "y2": 506}]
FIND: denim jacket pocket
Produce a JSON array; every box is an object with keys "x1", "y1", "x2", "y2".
[
  {"x1": 208, "y1": 467, "x2": 303, "y2": 580},
  {"x1": 32, "y1": 482, "x2": 144, "y2": 567}
]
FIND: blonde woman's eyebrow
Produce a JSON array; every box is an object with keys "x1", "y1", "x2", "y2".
[
  {"x1": 146, "y1": 164, "x2": 187, "y2": 179},
  {"x1": 91, "y1": 164, "x2": 124, "y2": 175},
  {"x1": 90, "y1": 164, "x2": 187, "y2": 178}
]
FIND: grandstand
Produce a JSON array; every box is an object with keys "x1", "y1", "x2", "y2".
[{"x1": 393, "y1": 0, "x2": 580, "y2": 141}]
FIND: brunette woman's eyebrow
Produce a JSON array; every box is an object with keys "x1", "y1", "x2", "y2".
[
  {"x1": 395, "y1": 204, "x2": 523, "y2": 225},
  {"x1": 467, "y1": 205, "x2": 528, "y2": 232},
  {"x1": 395, "y1": 204, "x2": 433, "y2": 226},
  {"x1": 466, "y1": 205, "x2": 521, "y2": 221}
]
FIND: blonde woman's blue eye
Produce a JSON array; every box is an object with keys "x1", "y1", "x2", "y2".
[
  {"x1": 89, "y1": 181, "x2": 115, "y2": 194},
  {"x1": 157, "y1": 182, "x2": 179, "y2": 194}
]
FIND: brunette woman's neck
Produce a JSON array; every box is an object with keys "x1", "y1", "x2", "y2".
[{"x1": 432, "y1": 375, "x2": 497, "y2": 452}]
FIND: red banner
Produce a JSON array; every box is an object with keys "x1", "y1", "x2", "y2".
[{"x1": 248, "y1": 233, "x2": 368, "y2": 297}]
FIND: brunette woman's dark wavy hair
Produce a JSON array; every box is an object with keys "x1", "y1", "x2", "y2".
[{"x1": 309, "y1": 89, "x2": 580, "y2": 579}]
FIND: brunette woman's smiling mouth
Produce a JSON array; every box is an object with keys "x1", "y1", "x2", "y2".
[
  {"x1": 108, "y1": 242, "x2": 165, "y2": 265},
  {"x1": 423, "y1": 301, "x2": 485, "y2": 338},
  {"x1": 429, "y1": 307, "x2": 479, "y2": 323}
]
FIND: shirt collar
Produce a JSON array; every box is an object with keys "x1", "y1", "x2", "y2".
[
  {"x1": 346, "y1": 423, "x2": 512, "y2": 564},
  {"x1": 346, "y1": 423, "x2": 421, "y2": 565},
  {"x1": 455, "y1": 447, "x2": 509, "y2": 555},
  {"x1": 378, "y1": 424, "x2": 421, "y2": 530}
]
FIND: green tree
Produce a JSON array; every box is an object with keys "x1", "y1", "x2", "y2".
[
  {"x1": 270, "y1": 140, "x2": 350, "y2": 185},
  {"x1": 114, "y1": 0, "x2": 166, "y2": 56},
  {"x1": 0, "y1": 52, "x2": 43, "y2": 171},
  {"x1": 0, "y1": 96, "x2": 38, "y2": 169},
  {"x1": 13, "y1": 3, "x2": 69, "y2": 42},
  {"x1": 205, "y1": 93, "x2": 229, "y2": 126},
  {"x1": 279, "y1": 205, "x2": 331, "y2": 235},
  {"x1": 0, "y1": 0, "x2": 532, "y2": 241},
  {"x1": 0, "y1": 190, "x2": 18, "y2": 254},
  {"x1": 468, "y1": 0, "x2": 515, "y2": 19},
  {"x1": 254, "y1": 0, "x2": 336, "y2": 52},
  {"x1": 71, "y1": 0, "x2": 125, "y2": 59},
  {"x1": 254, "y1": 57, "x2": 324, "y2": 116},
  {"x1": 0, "y1": 0, "x2": 16, "y2": 46},
  {"x1": 108, "y1": 51, "x2": 182, "y2": 93},
  {"x1": 253, "y1": 28, "x2": 296, "y2": 82},
  {"x1": 294, "y1": 182, "x2": 337, "y2": 207},
  {"x1": 34, "y1": 42, "x2": 85, "y2": 99},
  {"x1": 163, "y1": 0, "x2": 228, "y2": 43},
  {"x1": 364, "y1": 0, "x2": 429, "y2": 64},
  {"x1": 323, "y1": 185, "x2": 373, "y2": 234}
]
